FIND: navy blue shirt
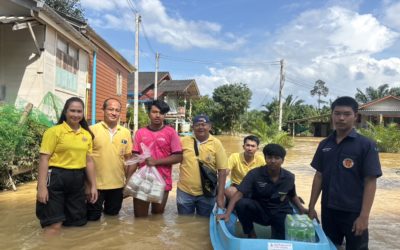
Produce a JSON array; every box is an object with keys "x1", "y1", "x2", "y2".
[
  {"x1": 311, "y1": 129, "x2": 382, "y2": 213},
  {"x1": 237, "y1": 166, "x2": 296, "y2": 215}
]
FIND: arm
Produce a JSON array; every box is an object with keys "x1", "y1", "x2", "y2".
[
  {"x1": 352, "y1": 176, "x2": 377, "y2": 236},
  {"x1": 217, "y1": 190, "x2": 243, "y2": 222},
  {"x1": 85, "y1": 155, "x2": 98, "y2": 204},
  {"x1": 216, "y1": 169, "x2": 228, "y2": 209},
  {"x1": 125, "y1": 163, "x2": 138, "y2": 181},
  {"x1": 291, "y1": 195, "x2": 308, "y2": 214},
  {"x1": 308, "y1": 171, "x2": 322, "y2": 220},
  {"x1": 145, "y1": 153, "x2": 183, "y2": 167},
  {"x1": 36, "y1": 154, "x2": 51, "y2": 204}
]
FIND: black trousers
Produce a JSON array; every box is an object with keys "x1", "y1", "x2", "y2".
[
  {"x1": 87, "y1": 188, "x2": 123, "y2": 221},
  {"x1": 235, "y1": 198, "x2": 288, "y2": 239},
  {"x1": 322, "y1": 206, "x2": 368, "y2": 250}
]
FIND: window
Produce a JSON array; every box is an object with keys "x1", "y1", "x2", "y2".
[
  {"x1": 55, "y1": 36, "x2": 79, "y2": 92},
  {"x1": 116, "y1": 71, "x2": 122, "y2": 96}
]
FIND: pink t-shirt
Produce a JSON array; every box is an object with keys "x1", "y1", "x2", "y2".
[{"x1": 133, "y1": 126, "x2": 182, "y2": 191}]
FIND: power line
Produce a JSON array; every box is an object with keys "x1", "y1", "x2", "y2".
[
  {"x1": 140, "y1": 21, "x2": 156, "y2": 55},
  {"x1": 126, "y1": 0, "x2": 138, "y2": 14}
]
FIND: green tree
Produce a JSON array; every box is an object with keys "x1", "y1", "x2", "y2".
[
  {"x1": 191, "y1": 95, "x2": 217, "y2": 117},
  {"x1": 212, "y1": 83, "x2": 252, "y2": 133},
  {"x1": 45, "y1": 0, "x2": 85, "y2": 21},
  {"x1": 127, "y1": 106, "x2": 149, "y2": 130},
  {"x1": 310, "y1": 79, "x2": 329, "y2": 110},
  {"x1": 355, "y1": 84, "x2": 400, "y2": 104}
]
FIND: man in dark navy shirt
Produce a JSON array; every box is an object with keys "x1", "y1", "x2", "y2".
[
  {"x1": 308, "y1": 96, "x2": 382, "y2": 250},
  {"x1": 218, "y1": 144, "x2": 306, "y2": 239}
]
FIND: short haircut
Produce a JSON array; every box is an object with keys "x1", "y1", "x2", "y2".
[
  {"x1": 244, "y1": 135, "x2": 260, "y2": 146},
  {"x1": 263, "y1": 143, "x2": 286, "y2": 160},
  {"x1": 331, "y1": 96, "x2": 358, "y2": 113},
  {"x1": 147, "y1": 100, "x2": 170, "y2": 114},
  {"x1": 103, "y1": 98, "x2": 121, "y2": 110}
]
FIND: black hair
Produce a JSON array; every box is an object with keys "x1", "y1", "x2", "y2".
[
  {"x1": 244, "y1": 135, "x2": 260, "y2": 146},
  {"x1": 147, "y1": 99, "x2": 170, "y2": 114},
  {"x1": 262, "y1": 143, "x2": 286, "y2": 159},
  {"x1": 57, "y1": 97, "x2": 95, "y2": 139},
  {"x1": 331, "y1": 96, "x2": 358, "y2": 113},
  {"x1": 103, "y1": 98, "x2": 122, "y2": 110}
]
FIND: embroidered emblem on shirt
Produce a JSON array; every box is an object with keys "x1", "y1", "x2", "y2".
[
  {"x1": 82, "y1": 136, "x2": 88, "y2": 142},
  {"x1": 342, "y1": 158, "x2": 354, "y2": 168},
  {"x1": 279, "y1": 192, "x2": 287, "y2": 201},
  {"x1": 322, "y1": 147, "x2": 331, "y2": 152},
  {"x1": 121, "y1": 139, "x2": 127, "y2": 144},
  {"x1": 257, "y1": 181, "x2": 267, "y2": 188}
]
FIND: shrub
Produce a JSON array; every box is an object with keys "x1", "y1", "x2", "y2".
[
  {"x1": 251, "y1": 119, "x2": 294, "y2": 148},
  {"x1": 0, "y1": 104, "x2": 48, "y2": 189},
  {"x1": 359, "y1": 122, "x2": 400, "y2": 153}
]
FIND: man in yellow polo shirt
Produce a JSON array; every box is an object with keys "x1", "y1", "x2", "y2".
[
  {"x1": 225, "y1": 135, "x2": 265, "y2": 200},
  {"x1": 87, "y1": 98, "x2": 133, "y2": 221},
  {"x1": 177, "y1": 114, "x2": 228, "y2": 216}
]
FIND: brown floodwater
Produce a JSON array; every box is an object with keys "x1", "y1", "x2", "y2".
[{"x1": 0, "y1": 136, "x2": 399, "y2": 250}]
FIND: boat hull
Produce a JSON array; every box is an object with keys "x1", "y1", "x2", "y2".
[{"x1": 210, "y1": 207, "x2": 336, "y2": 250}]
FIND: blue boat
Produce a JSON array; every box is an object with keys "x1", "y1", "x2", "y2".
[{"x1": 210, "y1": 207, "x2": 336, "y2": 250}]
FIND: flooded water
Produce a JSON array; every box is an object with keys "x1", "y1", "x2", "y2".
[{"x1": 0, "y1": 136, "x2": 399, "y2": 250}]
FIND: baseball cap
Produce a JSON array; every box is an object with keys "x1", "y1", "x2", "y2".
[{"x1": 193, "y1": 114, "x2": 210, "y2": 124}]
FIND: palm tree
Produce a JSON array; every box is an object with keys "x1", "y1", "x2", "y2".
[{"x1": 355, "y1": 84, "x2": 400, "y2": 104}]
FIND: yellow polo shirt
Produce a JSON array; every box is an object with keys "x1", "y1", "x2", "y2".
[
  {"x1": 40, "y1": 121, "x2": 92, "y2": 169},
  {"x1": 178, "y1": 135, "x2": 228, "y2": 196},
  {"x1": 229, "y1": 152, "x2": 265, "y2": 185},
  {"x1": 90, "y1": 122, "x2": 133, "y2": 189}
]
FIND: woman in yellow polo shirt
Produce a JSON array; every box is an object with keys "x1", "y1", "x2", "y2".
[{"x1": 36, "y1": 97, "x2": 98, "y2": 235}]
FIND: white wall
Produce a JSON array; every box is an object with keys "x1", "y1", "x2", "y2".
[{"x1": 0, "y1": 24, "x2": 45, "y2": 107}]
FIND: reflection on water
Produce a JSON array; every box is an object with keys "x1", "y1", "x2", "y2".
[{"x1": 0, "y1": 137, "x2": 399, "y2": 250}]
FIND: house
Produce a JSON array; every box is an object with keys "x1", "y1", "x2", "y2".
[
  {"x1": 84, "y1": 26, "x2": 135, "y2": 124},
  {"x1": 127, "y1": 71, "x2": 171, "y2": 104},
  {"x1": 357, "y1": 95, "x2": 400, "y2": 127},
  {"x1": 0, "y1": 0, "x2": 135, "y2": 124},
  {"x1": 128, "y1": 72, "x2": 200, "y2": 132},
  {"x1": 0, "y1": 0, "x2": 96, "y2": 121}
]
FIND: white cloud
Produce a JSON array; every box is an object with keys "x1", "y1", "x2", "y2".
[
  {"x1": 190, "y1": 6, "x2": 400, "y2": 108},
  {"x1": 82, "y1": 0, "x2": 245, "y2": 50},
  {"x1": 383, "y1": 1, "x2": 400, "y2": 31}
]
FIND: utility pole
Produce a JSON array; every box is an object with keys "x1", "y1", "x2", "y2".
[
  {"x1": 278, "y1": 59, "x2": 285, "y2": 131},
  {"x1": 154, "y1": 52, "x2": 159, "y2": 100},
  {"x1": 133, "y1": 14, "x2": 141, "y2": 133}
]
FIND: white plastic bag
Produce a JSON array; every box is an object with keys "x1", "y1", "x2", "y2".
[
  {"x1": 124, "y1": 142, "x2": 152, "y2": 165},
  {"x1": 125, "y1": 165, "x2": 166, "y2": 203}
]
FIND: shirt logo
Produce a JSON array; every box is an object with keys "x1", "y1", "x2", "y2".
[
  {"x1": 82, "y1": 136, "x2": 88, "y2": 142},
  {"x1": 279, "y1": 192, "x2": 287, "y2": 201},
  {"x1": 121, "y1": 139, "x2": 127, "y2": 144},
  {"x1": 322, "y1": 147, "x2": 331, "y2": 152},
  {"x1": 342, "y1": 158, "x2": 354, "y2": 168},
  {"x1": 257, "y1": 181, "x2": 267, "y2": 188}
]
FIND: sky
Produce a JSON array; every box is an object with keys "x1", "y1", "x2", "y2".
[{"x1": 80, "y1": 0, "x2": 400, "y2": 109}]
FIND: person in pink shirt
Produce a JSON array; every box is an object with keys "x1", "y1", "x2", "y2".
[{"x1": 127, "y1": 100, "x2": 183, "y2": 217}]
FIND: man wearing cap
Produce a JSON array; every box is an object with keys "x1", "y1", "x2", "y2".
[{"x1": 177, "y1": 114, "x2": 228, "y2": 216}]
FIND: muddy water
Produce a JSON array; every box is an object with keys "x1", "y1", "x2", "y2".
[{"x1": 0, "y1": 136, "x2": 399, "y2": 250}]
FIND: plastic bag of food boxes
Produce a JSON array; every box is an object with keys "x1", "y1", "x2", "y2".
[{"x1": 125, "y1": 165, "x2": 166, "y2": 203}]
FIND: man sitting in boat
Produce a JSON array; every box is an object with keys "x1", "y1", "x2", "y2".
[
  {"x1": 217, "y1": 143, "x2": 307, "y2": 239},
  {"x1": 225, "y1": 135, "x2": 265, "y2": 200}
]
